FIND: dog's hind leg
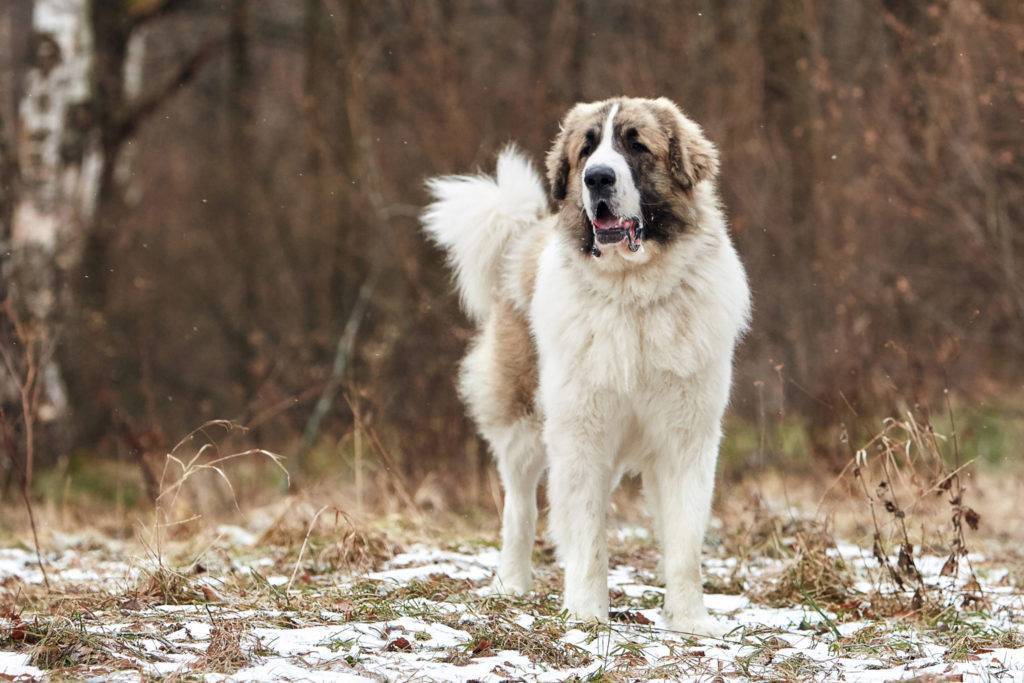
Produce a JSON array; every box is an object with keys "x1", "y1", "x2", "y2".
[
  {"x1": 458, "y1": 305, "x2": 543, "y2": 594},
  {"x1": 486, "y1": 418, "x2": 545, "y2": 594}
]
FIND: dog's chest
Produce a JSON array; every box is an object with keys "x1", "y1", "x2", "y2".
[{"x1": 532, "y1": 271, "x2": 695, "y2": 391}]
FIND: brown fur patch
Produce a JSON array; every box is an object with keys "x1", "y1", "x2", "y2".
[
  {"x1": 515, "y1": 230, "x2": 549, "y2": 307},
  {"x1": 460, "y1": 300, "x2": 538, "y2": 428}
]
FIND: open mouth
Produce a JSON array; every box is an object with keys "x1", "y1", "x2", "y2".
[{"x1": 590, "y1": 201, "x2": 643, "y2": 253}]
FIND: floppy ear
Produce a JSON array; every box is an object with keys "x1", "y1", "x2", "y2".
[
  {"x1": 659, "y1": 98, "x2": 720, "y2": 191},
  {"x1": 545, "y1": 124, "x2": 570, "y2": 203}
]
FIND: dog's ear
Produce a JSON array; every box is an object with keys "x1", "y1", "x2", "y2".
[
  {"x1": 548, "y1": 109, "x2": 581, "y2": 202},
  {"x1": 545, "y1": 124, "x2": 571, "y2": 203},
  {"x1": 658, "y1": 98, "x2": 720, "y2": 191}
]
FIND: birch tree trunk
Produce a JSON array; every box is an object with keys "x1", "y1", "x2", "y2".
[
  {"x1": 10, "y1": 0, "x2": 148, "y2": 436},
  {"x1": 9, "y1": 0, "x2": 100, "y2": 425}
]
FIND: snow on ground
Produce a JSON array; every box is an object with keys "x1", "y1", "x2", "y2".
[{"x1": 0, "y1": 529, "x2": 1022, "y2": 681}]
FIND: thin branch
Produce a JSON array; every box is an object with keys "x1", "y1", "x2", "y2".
[
  {"x1": 0, "y1": 408, "x2": 49, "y2": 591},
  {"x1": 127, "y1": 0, "x2": 201, "y2": 30},
  {"x1": 115, "y1": 37, "x2": 226, "y2": 143},
  {"x1": 299, "y1": 269, "x2": 380, "y2": 454}
]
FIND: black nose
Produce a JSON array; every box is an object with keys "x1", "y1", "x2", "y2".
[{"x1": 584, "y1": 165, "x2": 616, "y2": 192}]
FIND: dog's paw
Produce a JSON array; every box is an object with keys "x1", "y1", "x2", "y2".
[
  {"x1": 562, "y1": 594, "x2": 609, "y2": 624},
  {"x1": 667, "y1": 614, "x2": 731, "y2": 639},
  {"x1": 484, "y1": 574, "x2": 531, "y2": 597},
  {"x1": 565, "y1": 609, "x2": 609, "y2": 625}
]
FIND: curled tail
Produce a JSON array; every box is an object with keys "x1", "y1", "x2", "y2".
[{"x1": 422, "y1": 145, "x2": 547, "y2": 321}]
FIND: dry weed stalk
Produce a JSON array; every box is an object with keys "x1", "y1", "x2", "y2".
[
  {"x1": 849, "y1": 409, "x2": 981, "y2": 613},
  {"x1": 0, "y1": 300, "x2": 51, "y2": 590},
  {"x1": 732, "y1": 499, "x2": 857, "y2": 611}
]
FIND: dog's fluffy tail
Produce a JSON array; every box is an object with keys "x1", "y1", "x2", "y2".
[{"x1": 422, "y1": 145, "x2": 547, "y2": 322}]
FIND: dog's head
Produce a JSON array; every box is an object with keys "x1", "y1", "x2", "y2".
[{"x1": 545, "y1": 97, "x2": 719, "y2": 263}]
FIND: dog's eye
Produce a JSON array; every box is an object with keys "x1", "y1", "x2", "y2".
[
  {"x1": 579, "y1": 144, "x2": 592, "y2": 160},
  {"x1": 631, "y1": 140, "x2": 649, "y2": 154}
]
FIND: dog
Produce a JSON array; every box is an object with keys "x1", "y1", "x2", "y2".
[{"x1": 421, "y1": 96, "x2": 750, "y2": 635}]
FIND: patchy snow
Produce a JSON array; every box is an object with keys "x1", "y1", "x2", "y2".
[
  {"x1": 0, "y1": 547, "x2": 135, "y2": 587},
  {"x1": 0, "y1": 651, "x2": 43, "y2": 679},
  {"x1": 0, "y1": 534, "x2": 1021, "y2": 681},
  {"x1": 366, "y1": 546, "x2": 499, "y2": 584},
  {"x1": 215, "y1": 525, "x2": 260, "y2": 547}
]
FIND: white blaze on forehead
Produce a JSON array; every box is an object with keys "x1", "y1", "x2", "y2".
[
  {"x1": 582, "y1": 103, "x2": 642, "y2": 223},
  {"x1": 589, "y1": 103, "x2": 620, "y2": 167}
]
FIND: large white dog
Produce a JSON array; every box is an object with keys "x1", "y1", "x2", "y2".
[{"x1": 422, "y1": 97, "x2": 750, "y2": 635}]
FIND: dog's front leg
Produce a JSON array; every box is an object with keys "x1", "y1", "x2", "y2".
[
  {"x1": 543, "y1": 406, "x2": 619, "y2": 623},
  {"x1": 644, "y1": 435, "x2": 725, "y2": 638}
]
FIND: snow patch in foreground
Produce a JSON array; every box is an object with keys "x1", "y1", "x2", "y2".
[{"x1": 0, "y1": 538, "x2": 1022, "y2": 680}]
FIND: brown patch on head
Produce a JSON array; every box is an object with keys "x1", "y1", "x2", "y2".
[
  {"x1": 545, "y1": 97, "x2": 720, "y2": 254},
  {"x1": 650, "y1": 97, "x2": 720, "y2": 191},
  {"x1": 545, "y1": 101, "x2": 610, "y2": 204}
]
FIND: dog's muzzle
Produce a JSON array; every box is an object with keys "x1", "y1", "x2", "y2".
[{"x1": 589, "y1": 199, "x2": 643, "y2": 257}]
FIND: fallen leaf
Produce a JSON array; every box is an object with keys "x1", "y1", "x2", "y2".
[
  {"x1": 964, "y1": 508, "x2": 980, "y2": 531},
  {"x1": 201, "y1": 585, "x2": 224, "y2": 603},
  {"x1": 611, "y1": 610, "x2": 653, "y2": 625},
  {"x1": 386, "y1": 637, "x2": 412, "y2": 651}
]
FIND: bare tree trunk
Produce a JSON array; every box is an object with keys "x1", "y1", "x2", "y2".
[
  {"x1": 225, "y1": 0, "x2": 262, "y2": 401},
  {"x1": 9, "y1": 0, "x2": 101, "y2": 428},
  {"x1": 308, "y1": 1, "x2": 363, "y2": 329},
  {"x1": 758, "y1": 0, "x2": 836, "y2": 449},
  {"x1": 11, "y1": 0, "x2": 164, "y2": 451}
]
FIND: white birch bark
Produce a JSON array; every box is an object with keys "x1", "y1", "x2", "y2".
[
  {"x1": 14, "y1": 0, "x2": 98, "y2": 259},
  {"x1": 9, "y1": 0, "x2": 99, "y2": 421}
]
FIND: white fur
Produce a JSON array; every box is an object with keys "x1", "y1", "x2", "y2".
[
  {"x1": 422, "y1": 145, "x2": 547, "y2": 322},
  {"x1": 423, "y1": 144, "x2": 751, "y2": 637}
]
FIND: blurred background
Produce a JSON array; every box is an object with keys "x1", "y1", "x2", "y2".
[{"x1": 1, "y1": 0, "x2": 1022, "y2": 520}]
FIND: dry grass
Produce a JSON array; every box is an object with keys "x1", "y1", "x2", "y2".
[
  {"x1": 755, "y1": 525, "x2": 855, "y2": 612},
  {"x1": 258, "y1": 502, "x2": 400, "y2": 577},
  {"x1": 0, "y1": 410, "x2": 1020, "y2": 679},
  {"x1": 134, "y1": 565, "x2": 206, "y2": 606},
  {"x1": 191, "y1": 620, "x2": 248, "y2": 674}
]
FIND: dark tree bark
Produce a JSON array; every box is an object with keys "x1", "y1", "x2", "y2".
[
  {"x1": 757, "y1": 0, "x2": 832, "y2": 435},
  {"x1": 52, "y1": 2, "x2": 221, "y2": 451}
]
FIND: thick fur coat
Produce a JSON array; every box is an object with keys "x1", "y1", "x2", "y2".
[{"x1": 422, "y1": 97, "x2": 750, "y2": 635}]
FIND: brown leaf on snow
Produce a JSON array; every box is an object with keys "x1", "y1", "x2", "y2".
[
  {"x1": 201, "y1": 585, "x2": 224, "y2": 603},
  {"x1": 611, "y1": 610, "x2": 654, "y2": 625},
  {"x1": 118, "y1": 598, "x2": 144, "y2": 612},
  {"x1": 386, "y1": 637, "x2": 412, "y2": 651},
  {"x1": 8, "y1": 620, "x2": 27, "y2": 643}
]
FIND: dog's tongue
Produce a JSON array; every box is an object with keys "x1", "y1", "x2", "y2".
[
  {"x1": 593, "y1": 215, "x2": 621, "y2": 231},
  {"x1": 592, "y1": 216, "x2": 641, "y2": 249}
]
